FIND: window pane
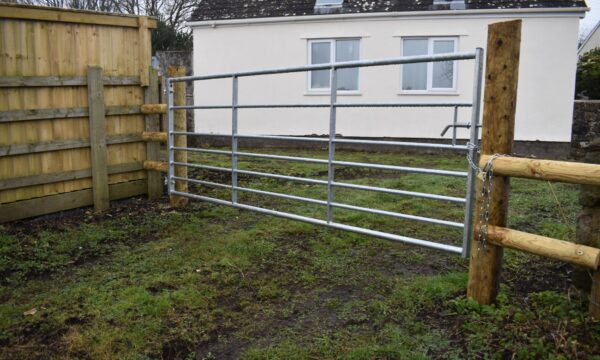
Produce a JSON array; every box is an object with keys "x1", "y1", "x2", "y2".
[
  {"x1": 402, "y1": 39, "x2": 428, "y2": 90},
  {"x1": 316, "y1": 0, "x2": 343, "y2": 5},
  {"x1": 432, "y1": 40, "x2": 455, "y2": 89},
  {"x1": 336, "y1": 39, "x2": 359, "y2": 90},
  {"x1": 311, "y1": 42, "x2": 331, "y2": 89}
]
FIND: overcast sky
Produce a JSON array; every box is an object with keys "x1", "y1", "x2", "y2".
[{"x1": 581, "y1": 0, "x2": 600, "y2": 36}]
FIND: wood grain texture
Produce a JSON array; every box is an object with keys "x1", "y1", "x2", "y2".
[
  {"x1": 138, "y1": 17, "x2": 151, "y2": 87},
  {"x1": 87, "y1": 66, "x2": 109, "y2": 211},
  {"x1": 0, "y1": 12, "x2": 151, "y2": 218},
  {"x1": 487, "y1": 226, "x2": 600, "y2": 270},
  {"x1": 590, "y1": 272, "x2": 600, "y2": 320},
  {"x1": 0, "y1": 180, "x2": 148, "y2": 223},
  {"x1": 0, "y1": 162, "x2": 143, "y2": 190},
  {"x1": 141, "y1": 104, "x2": 167, "y2": 114},
  {"x1": 145, "y1": 68, "x2": 163, "y2": 199},
  {"x1": 0, "y1": 3, "x2": 157, "y2": 28},
  {"x1": 479, "y1": 155, "x2": 600, "y2": 186},
  {"x1": 0, "y1": 105, "x2": 141, "y2": 122},
  {"x1": 0, "y1": 75, "x2": 140, "y2": 87},
  {"x1": 169, "y1": 66, "x2": 188, "y2": 207},
  {"x1": 467, "y1": 20, "x2": 521, "y2": 305},
  {"x1": 142, "y1": 131, "x2": 167, "y2": 143},
  {"x1": 143, "y1": 160, "x2": 168, "y2": 173}
]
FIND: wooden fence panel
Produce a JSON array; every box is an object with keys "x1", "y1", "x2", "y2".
[{"x1": 0, "y1": 4, "x2": 157, "y2": 222}]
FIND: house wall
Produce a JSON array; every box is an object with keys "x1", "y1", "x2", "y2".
[{"x1": 192, "y1": 13, "x2": 580, "y2": 142}]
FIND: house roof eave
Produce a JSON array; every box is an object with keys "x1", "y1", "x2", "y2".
[{"x1": 187, "y1": 7, "x2": 589, "y2": 29}]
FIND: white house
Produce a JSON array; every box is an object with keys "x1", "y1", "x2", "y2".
[
  {"x1": 579, "y1": 20, "x2": 600, "y2": 56},
  {"x1": 188, "y1": 0, "x2": 588, "y2": 145}
]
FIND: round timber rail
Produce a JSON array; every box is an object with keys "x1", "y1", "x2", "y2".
[
  {"x1": 479, "y1": 155, "x2": 600, "y2": 186},
  {"x1": 486, "y1": 226, "x2": 600, "y2": 270},
  {"x1": 142, "y1": 131, "x2": 167, "y2": 143}
]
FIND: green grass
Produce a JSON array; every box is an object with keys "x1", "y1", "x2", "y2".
[{"x1": 0, "y1": 149, "x2": 598, "y2": 359}]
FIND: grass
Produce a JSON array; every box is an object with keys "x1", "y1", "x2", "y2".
[{"x1": 0, "y1": 148, "x2": 598, "y2": 359}]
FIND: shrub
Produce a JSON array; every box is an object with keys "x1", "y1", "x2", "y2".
[{"x1": 576, "y1": 47, "x2": 600, "y2": 99}]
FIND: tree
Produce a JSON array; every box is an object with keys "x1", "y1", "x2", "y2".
[
  {"x1": 151, "y1": 20, "x2": 192, "y2": 52},
  {"x1": 8, "y1": 0, "x2": 195, "y2": 51},
  {"x1": 576, "y1": 48, "x2": 600, "y2": 100}
]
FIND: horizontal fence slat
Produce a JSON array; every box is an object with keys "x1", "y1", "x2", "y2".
[
  {"x1": 0, "y1": 179, "x2": 148, "y2": 223},
  {"x1": 0, "y1": 133, "x2": 143, "y2": 156},
  {"x1": 0, "y1": 4, "x2": 157, "y2": 29},
  {"x1": 0, "y1": 75, "x2": 140, "y2": 87},
  {"x1": 479, "y1": 155, "x2": 600, "y2": 186},
  {"x1": 0, "y1": 105, "x2": 142, "y2": 122},
  {"x1": 0, "y1": 162, "x2": 144, "y2": 190}
]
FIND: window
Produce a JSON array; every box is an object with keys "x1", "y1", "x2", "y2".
[
  {"x1": 315, "y1": 0, "x2": 344, "y2": 7},
  {"x1": 401, "y1": 37, "x2": 457, "y2": 92},
  {"x1": 309, "y1": 39, "x2": 360, "y2": 91}
]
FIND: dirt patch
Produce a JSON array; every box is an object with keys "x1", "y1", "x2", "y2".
[
  {"x1": 0, "y1": 321, "x2": 67, "y2": 360},
  {"x1": 2, "y1": 197, "x2": 169, "y2": 237},
  {"x1": 161, "y1": 338, "x2": 196, "y2": 360}
]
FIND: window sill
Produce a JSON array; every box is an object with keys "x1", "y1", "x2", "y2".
[
  {"x1": 397, "y1": 91, "x2": 460, "y2": 96},
  {"x1": 304, "y1": 91, "x2": 363, "y2": 96}
]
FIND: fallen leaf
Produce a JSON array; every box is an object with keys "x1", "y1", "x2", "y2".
[{"x1": 23, "y1": 308, "x2": 37, "y2": 316}]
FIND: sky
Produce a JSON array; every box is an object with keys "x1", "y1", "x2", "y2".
[{"x1": 581, "y1": 0, "x2": 600, "y2": 36}]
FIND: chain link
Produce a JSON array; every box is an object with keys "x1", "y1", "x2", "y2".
[{"x1": 466, "y1": 144, "x2": 507, "y2": 254}]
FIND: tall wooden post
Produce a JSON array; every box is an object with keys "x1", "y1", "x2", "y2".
[
  {"x1": 590, "y1": 272, "x2": 600, "y2": 319},
  {"x1": 87, "y1": 65, "x2": 109, "y2": 211},
  {"x1": 145, "y1": 67, "x2": 163, "y2": 199},
  {"x1": 467, "y1": 20, "x2": 522, "y2": 304},
  {"x1": 168, "y1": 66, "x2": 188, "y2": 207}
]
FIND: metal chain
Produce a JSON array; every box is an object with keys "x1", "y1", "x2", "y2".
[
  {"x1": 466, "y1": 142, "x2": 480, "y2": 171},
  {"x1": 466, "y1": 144, "x2": 507, "y2": 253}
]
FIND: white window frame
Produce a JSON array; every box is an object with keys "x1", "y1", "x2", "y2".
[
  {"x1": 307, "y1": 38, "x2": 361, "y2": 94},
  {"x1": 400, "y1": 37, "x2": 458, "y2": 94}
]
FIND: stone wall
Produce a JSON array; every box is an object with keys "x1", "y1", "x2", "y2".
[{"x1": 571, "y1": 100, "x2": 600, "y2": 291}]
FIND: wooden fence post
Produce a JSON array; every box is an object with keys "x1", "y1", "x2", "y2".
[
  {"x1": 168, "y1": 66, "x2": 188, "y2": 207},
  {"x1": 145, "y1": 67, "x2": 163, "y2": 199},
  {"x1": 591, "y1": 271, "x2": 600, "y2": 319},
  {"x1": 87, "y1": 65, "x2": 109, "y2": 211},
  {"x1": 467, "y1": 20, "x2": 522, "y2": 305}
]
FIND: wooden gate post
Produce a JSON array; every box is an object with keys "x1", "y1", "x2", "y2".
[
  {"x1": 467, "y1": 20, "x2": 522, "y2": 304},
  {"x1": 87, "y1": 65, "x2": 109, "y2": 211},
  {"x1": 145, "y1": 67, "x2": 163, "y2": 199},
  {"x1": 168, "y1": 66, "x2": 189, "y2": 207}
]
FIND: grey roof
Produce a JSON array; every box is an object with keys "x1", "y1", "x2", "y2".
[{"x1": 190, "y1": 0, "x2": 588, "y2": 22}]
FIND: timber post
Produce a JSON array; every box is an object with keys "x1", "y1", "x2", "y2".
[
  {"x1": 467, "y1": 20, "x2": 522, "y2": 304},
  {"x1": 86, "y1": 65, "x2": 110, "y2": 211},
  {"x1": 145, "y1": 67, "x2": 163, "y2": 199},
  {"x1": 168, "y1": 66, "x2": 188, "y2": 207}
]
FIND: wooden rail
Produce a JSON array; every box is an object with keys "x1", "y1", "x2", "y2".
[
  {"x1": 0, "y1": 105, "x2": 142, "y2": 123},
  {"x1": 143, "y1": 160, "x2": 168, "y2": 173},
  {"x1": 0, "y1": 75, "x2": 141, "y2": 87},
  {"x1": 487, "y1": 226, "x2": 600, "y2": 270},
  {"x1": 479, "y1": 155, "x2": 600, "y2": 186},
  {"x1": 468, "y1": 20, "x2": 600, "y2": 319},
  {"x1": 141, "y1": 104, "x2": 167, "y2": 114},
  {"x1": 142, "y1": 131, "x2": 167, "y2": 143}
]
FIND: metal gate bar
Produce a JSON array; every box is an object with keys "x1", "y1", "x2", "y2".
[
  {"x1": 172, "y1": 132, "x2": 471, "y2": 151},
  {"x1": 167, "y1": 49, "x2": 484, "y2": 257},
  {"x1": 173, "y1": 101, "x2": 473, "y2": 110},
  {"x1": 171, "y1": 190, "x2": 464, "y2": 254},
  {"x1": 174, "y1": 175, "x2": 462, "y2": 228}
]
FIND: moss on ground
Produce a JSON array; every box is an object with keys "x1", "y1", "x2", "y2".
[{"x1": 0, "y1": 149, "x2": 597, "y2": 359}]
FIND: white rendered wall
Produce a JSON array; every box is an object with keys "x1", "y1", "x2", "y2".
[{"x1": 192, "y1": 14, "x2": 580, "y2": 142}]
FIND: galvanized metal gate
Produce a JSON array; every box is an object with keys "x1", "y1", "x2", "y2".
[{"x1": 166, "y1": 48, "x2": 484, "y2": 258}]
